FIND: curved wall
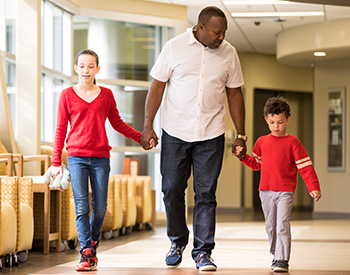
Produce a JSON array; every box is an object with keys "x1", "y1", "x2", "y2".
[{"x1": 277, "y1": 18, "x2": 350, "y2": 67}]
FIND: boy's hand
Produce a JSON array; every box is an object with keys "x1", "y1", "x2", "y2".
[
  {"x1": 233, "y1": 145, "x2": 245, "y2": 159},
  {"x1": 309, "y1": 190, "x2": 322, "y2": 201},
  {"x1": 232, "y1": 138, "x2": 246, "y2": 160}
]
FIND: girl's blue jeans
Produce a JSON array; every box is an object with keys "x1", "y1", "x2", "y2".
[{"x1": 67, "y1": 156, "x2": 110, "y2": 253}]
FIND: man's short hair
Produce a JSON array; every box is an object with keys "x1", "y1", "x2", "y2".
[
  {"x1": 198, "y1": 6, "x2": 226, "y2": 25},
  {"x1": 263, "y1": 96, "x2": 291, "y2": 118}
]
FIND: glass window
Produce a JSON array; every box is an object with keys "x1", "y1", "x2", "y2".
[
  {"x1": 53, "y1": 6, "x2": 63, "y2": 72},
  {"x1": 41, "y1": 0, "x2": 72, "y2": 143},
  {"x1": 5, "y1": 0, "x2": 17, "y2": 55},
  {"x1": 43, "y1": 1, "x2": 53, "y2": 69},
  {"x1": 0, "y1": 0, "x2": 17, "y2": 134},
  {"x1": 41, "y1": 73, "x2": 68, "y2": 142},
  {"x1": 73, "y1": 16, "x2": 172, "y2": 81},
  {"x1": 5, "y1": 58, "x2": 16, "y2": 133},
  {"x1": 42, "y1": 0, "x2": 72, "y2": 73}
]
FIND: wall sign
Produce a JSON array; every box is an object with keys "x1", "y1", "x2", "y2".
[{"x1": 327, "y1": 87, "x2": 346, "y2": 171}]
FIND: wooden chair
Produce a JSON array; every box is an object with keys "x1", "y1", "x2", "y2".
[
  {"x1": 123, "y1": 158, "x2": 156, "y2": 231},
  {"x1": 101, "y1": 176, "x2": 123, "y2": 239},
  {"x1": 134, "y1": 176, "x2": 154, "y2": 231},
  {"x1": 0, "y1": 177, "x2": 34, "y2": 264},
  {"x1": 38, "y1": 145, "x2": 77, "y2": 251},
  {"x1": 113, "y1": 175, "x2": 137, "y2": 235},
  {"x1": 0, "y1": 142, "x2": 61, "y2": 255},
  {"x1": 16, "y1": 177, "x2": 34, "y2": 263},
  {"x1": 0, "y1": 177, "x2": 18, "y2": 267}
]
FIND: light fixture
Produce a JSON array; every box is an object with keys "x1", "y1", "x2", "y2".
[
  {"x1": 224, "y1": 1, "x2": 294, "y2": 5},
  {"x1": 231, "y1": 11, "x2": 324, "y2": 17},
  {"x1": 314, "y1": 51, "x2": 326, "y2": 57}
]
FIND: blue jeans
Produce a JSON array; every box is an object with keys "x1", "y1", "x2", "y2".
[
  {"x1": 161, "y1": 130, "x2": 225, "y2": 259},
  {"x1": 67, "y1": 156, "x2": 110, "y2": 253}
]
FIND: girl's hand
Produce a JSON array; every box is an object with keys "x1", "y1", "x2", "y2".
[
  {"x1": 149, "y1": 138, "x2": 158, "y2": 149},
  {"x1": 51, "y1": 165, "x2": 63, "y2": 178},
  {"x1": 140, "y1": 129, "x2": 158, "y2": 150}
]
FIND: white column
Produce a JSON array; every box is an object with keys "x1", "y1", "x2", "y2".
[{"x1": 16, "y1": 0, "x2": 41, "y2": 174}]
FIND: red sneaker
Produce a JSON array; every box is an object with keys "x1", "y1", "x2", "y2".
[
  {"x1": 76, "y1": 248, "x2": 98, "y2": 271},
  {"x1": 92, "y1": 240, "x2": 99, "y2": 251}
]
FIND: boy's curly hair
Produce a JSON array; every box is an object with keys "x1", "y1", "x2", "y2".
[{"x1": 263, "y1": 96, "x2": 291, "y2": 118}]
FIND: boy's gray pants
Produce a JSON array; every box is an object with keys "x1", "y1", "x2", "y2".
[{"x1": 259, "y1": 190, "x2": 294, "y2": 261}]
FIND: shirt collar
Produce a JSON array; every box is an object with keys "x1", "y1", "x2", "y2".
[
  {"x1": 188, "y1": 27, "x2": 199, "y2": 45},
  {"x1": 187, "y1": 26, "x2": 226, "y2": 50}
]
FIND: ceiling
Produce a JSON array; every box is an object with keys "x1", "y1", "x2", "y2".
[{"x1": 143, "y1": 0, "x2": 350, "y2": 57}]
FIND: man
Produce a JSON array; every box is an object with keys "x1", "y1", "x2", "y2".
[{"x1": 140, "y1": 6, "x2": 247, "y2": 271}]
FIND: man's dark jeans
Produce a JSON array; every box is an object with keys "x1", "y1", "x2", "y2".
[{"x1": 161, "y1": 130, "x2": 225, "y2": 259}]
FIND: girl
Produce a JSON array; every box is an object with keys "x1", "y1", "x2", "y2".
[{"x1": 51, "y1": 49, "x2": 143, "y2": 271}]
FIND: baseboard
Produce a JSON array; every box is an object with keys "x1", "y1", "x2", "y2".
[{"x1": 313, "y1": 211, "x2": 350, "y2": 220}]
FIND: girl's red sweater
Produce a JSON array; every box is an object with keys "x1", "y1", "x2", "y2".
[{"x1": 52, "y1": 86, "x2": 141, "y2": 166}]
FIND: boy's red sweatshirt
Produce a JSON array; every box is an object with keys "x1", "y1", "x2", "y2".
[{"x1": 240, "y1": 134, "x2": 320, "y2": 193}]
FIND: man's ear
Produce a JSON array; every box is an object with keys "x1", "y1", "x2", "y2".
[{"x1": 198, "y1": 23, "x2": 205, "y2": 31}]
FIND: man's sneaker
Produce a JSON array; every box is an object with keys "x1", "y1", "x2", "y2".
[
  {"x1": 195, "y1": 253, "x2": 217, "y2": 271},
  {"x1": 76, "y1": 248, "x2": 98, "y2": 271},
  {"x1": 273, "y1": 260, "x2": 289, "y2": 273},
  {"x1": 92, "y1": 240, "x2": 100, "y2": 251},
  {"x1": 165, "y1": 243, "x2": 185, "y2": 268},
  {"x1": 271, "y1": 259, "x2": 278, "y2": 270}
]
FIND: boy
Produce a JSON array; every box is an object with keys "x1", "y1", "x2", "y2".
[{"x1": 235, "y1": 96, "x2": 321, "y2": 272}]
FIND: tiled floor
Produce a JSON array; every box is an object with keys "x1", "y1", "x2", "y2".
[{"x1": 2, "y1": 213, "x2": 350, "y2": 275}]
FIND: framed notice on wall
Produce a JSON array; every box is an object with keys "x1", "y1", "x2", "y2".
[{"x1": 327, "y1": 87, "x2": 346, "y2": 171}]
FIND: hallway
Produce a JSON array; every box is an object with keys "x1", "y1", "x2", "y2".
[{"x1": 3, "y1": 213, "x2": 350, "y2": 275}]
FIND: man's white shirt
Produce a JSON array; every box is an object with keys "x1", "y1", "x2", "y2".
[{"x1": 150, "y1": 29, "x2": 244, "y2": 142}]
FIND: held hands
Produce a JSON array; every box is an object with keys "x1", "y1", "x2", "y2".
[
  {"x1": 140, "y1": 128, "x2": 159, "y2": 150},
  {"x1": 309, "y1": 190, "x2": 322, "y2": 202},
  {"x1": 234, "y1": 146, "x2": 244, "y2": 157},
  {"x1": 232, "y1": 138, "x2": 247, "y2": 160}
]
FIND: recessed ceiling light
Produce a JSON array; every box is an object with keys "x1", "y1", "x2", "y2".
[
  {"x1": 231, "y1": 11, "x2": 324, "y2": 17},
  {"x1": 224, "y1": 1, "x2": 294, "y2": 5},
  {"x1": 314, "y1": 52, "x2": 326, "y2": 57}
]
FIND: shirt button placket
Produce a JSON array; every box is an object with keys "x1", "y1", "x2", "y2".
[{"x1": 196, "y1": 49, "x2": 206, "y2": 139}]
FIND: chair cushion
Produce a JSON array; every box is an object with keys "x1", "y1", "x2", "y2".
[
  {"x1": 143, "y1": 193, "x2": 152, "y2": 223},
  {"x1": 115, "y1": 196, "x2": 123, "y2": 229},
  {"x1": 127, "y1": 195, "x2": 137, "y2": 227},
  {"x1": 0, "y1": 203, "x2": 17, "y2": 255},
  {"x1": 17, "y1": 203, "x2": 34, "y2": 251}
]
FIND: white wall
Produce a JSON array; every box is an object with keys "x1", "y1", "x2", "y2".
[{"x1": 314, "y1": 57, "x2": 350, "y2": 216}]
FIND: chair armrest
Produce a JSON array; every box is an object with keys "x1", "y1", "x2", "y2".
[
  {"x1": 9, "y1": 154, "x2": 50, "y2": 177},
  {"x1": 0, "y1": 153, "x2": 14, "y2": 176}
]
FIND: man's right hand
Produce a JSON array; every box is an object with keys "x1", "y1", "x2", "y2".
[{"x1": 140, "y1": 128, "x2": 159, "y2": 150}]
